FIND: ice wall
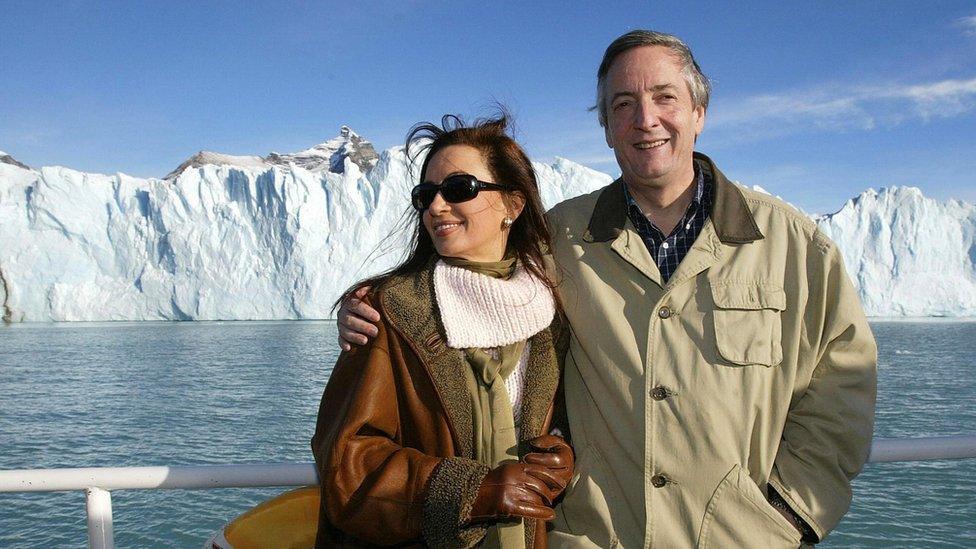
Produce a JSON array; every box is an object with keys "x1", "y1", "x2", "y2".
[
  {"x1": 0, "y1": 148, "x2": 611, "y2": 321},
  {"x1": 2, "y1": 141, "x2": 973, "y2": 320}
]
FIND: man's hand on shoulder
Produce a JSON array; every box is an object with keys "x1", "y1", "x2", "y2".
[{"x1": 337, "y1": 286, "x2": 381, "y2": 351}]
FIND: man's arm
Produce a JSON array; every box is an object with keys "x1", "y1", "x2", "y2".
[
  {"x1": 769, "y1": 233, "x2": 878, "y2": 542},
  {"x1": 338, "y1": 246, "x2": 563, "y2": 349}
]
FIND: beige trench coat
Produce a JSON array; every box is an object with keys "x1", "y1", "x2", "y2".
[{"x1": 545, "y1": 153, "x2": 877, "y2": 548}]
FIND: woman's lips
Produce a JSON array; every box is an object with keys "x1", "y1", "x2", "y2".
[{"x1": 433, "y1": 221, "x2": 463, "y2": 237}]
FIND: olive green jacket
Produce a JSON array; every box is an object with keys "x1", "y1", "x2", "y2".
[{"x1": 545, "y1": 153, "x2": 877, "y2": 548}]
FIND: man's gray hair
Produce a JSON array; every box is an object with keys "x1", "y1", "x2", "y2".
[{"x1": 594, "y1": 30, "x2": 711, "y2": 127}]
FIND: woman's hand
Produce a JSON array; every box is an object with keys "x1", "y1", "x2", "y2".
[
  {"x1": 468, "y1": 462, "x2": 558, "y2": 523},
  {"x1": 337, "y1": 286, "x2": 380, "y2": 351},
  {"x1": 522, "y1": 435, "x2": 575, "y2": 503}
]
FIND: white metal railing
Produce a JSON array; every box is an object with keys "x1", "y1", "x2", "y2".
[
  {"x1": 864, "y1": 435, "x2": 976, "y2": 462},
  {"x1": 1, "y1": 436, "x2": 975, "y2": 549}
]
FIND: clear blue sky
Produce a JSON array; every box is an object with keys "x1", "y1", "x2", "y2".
[{"x1": 2, "y1": 1, "x2": 974, "y2": 214}]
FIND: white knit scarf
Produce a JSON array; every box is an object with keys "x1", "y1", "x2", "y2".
[
  {"x1": 434, "y1": 259, "x2": 555, "y2": 422},
  {"x1": 433, "y1": 260, "x2": 555, "y2": 349}
]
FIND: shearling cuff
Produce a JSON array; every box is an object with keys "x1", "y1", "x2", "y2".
[{"x1": 422, "y1": 457, "x2": 491, "y2": 549}]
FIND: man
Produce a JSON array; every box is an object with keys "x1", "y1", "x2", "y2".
[{"x1": 338, "y1": 30, "x2": 877, "y2": 547}]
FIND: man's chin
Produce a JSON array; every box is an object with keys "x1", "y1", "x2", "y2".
[{"x1": 623, "y1": 169, "x2": 671, "y2": 189}]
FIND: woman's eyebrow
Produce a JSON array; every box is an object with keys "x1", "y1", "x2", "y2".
[{"x1": 424, "y1": 171, "x2": 468, "y2": 184}]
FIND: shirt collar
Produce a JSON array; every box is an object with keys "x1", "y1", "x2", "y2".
[
  {"x1": 623, "y1": 164, "x2": 706, "y2": 224},
  {"x1": 583, "y1": 152, "x2": 764, "y2": 244}
]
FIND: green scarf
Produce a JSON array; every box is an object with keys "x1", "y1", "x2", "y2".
[
  {"x1": 442, "y1": 255, "x2": 527, "y2": 549},
  {"x1": 440, "y1": 255, "x2": 517, "y2": 280}
]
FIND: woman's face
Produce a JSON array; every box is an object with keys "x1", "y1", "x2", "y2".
[{"x1": 421, "y1": 144, "x2": 519, "y2": 262}]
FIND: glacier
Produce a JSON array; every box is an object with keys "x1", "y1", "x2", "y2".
[
  {"x1": 0, "y1": 131, "x2": 612, "y2": 321},
  {"x1": 816, "y1": 187, "x2": 976, "y2": 317},
  {"x1": 1, "y1": 131, "x2": 974, "y2": 320}
]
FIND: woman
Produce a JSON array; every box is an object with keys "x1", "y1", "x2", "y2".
[{"x1": 312, "y1": 114, "x2": 573, "y2": 548}]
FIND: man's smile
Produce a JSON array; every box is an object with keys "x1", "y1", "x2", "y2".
[{"x1": 634, "y1": 139, "x2": 669, "y2": 150}]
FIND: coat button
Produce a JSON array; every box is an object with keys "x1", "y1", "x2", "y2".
[
  {"x1": 650, "y1": 386, "x2": 669, "y2": 401},
  {"x1": 658, "y1": 306, "x2": 672, "y2": 319},
  {"x1": 651, "y1": 474, "x2": 669, "y2": 488}
]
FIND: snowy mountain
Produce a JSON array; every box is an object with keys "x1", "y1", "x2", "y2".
[
  {"x1": 162, "y1": 126, "x2": 378, "y2": 180},
  {"x1": 1, "y1": 132, "x2": 973, "y2": 320},
  {"x1": 0, "y1": 150, "x2": 30, "y2": 170},
  {"x1": 265, "y1": 126, "x2": 378, "y2": 175}
]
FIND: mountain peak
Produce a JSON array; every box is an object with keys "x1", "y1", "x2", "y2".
[
  {"x1": 164, "y1": 127, "x2": 380, "y2": 180},
  {"x1": 1, "y1": 151, "x2": 31, "y2": 170},
  {"x1": 164, "y1": 151, "x2": 267, "y2": 180},
  {"x1": 266, "y1": 126, "x2": 378, "y2": 175}
]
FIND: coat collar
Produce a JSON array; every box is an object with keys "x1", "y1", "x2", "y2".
[
  {"x1": 583, "y1": 151, "x2": 764, "y2": 245},
  {"x1": 379, "y1": 258, "x2": 562, "y2": 459}
]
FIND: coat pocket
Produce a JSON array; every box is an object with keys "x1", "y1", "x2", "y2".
[
  {"x1": 551, "y1": 443, "x2": 620, "y2": 548},
  {"x1": 711, "y1": 282, "x2": 786, "y2": 367},
  {"x1": 696, "y1": 465, "x2": 801, "y2": 549}
]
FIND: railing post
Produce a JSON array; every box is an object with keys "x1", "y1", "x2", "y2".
[{"x1": 86, "y1": 487, "x2": 114, "y2": 549}]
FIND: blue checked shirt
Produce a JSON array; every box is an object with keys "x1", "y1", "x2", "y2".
[{"x1": 624, "y1": 165, "x2": 712, "y2": 282}]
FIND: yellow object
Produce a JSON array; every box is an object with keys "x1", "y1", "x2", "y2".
[{"x1": 221, "y1": 486, "x2": 320, "y2": 549}]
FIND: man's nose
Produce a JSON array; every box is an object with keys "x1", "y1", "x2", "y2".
[{"x1": 634, "y1": 98, "x2": 659, "y2": 130}]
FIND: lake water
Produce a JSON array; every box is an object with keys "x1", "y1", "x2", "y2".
[{"x1": 0, "y1": 321, "x2": 974, "y2": 547}]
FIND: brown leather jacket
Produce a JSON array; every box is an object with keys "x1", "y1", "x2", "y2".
[{"x1": 312, "y1": 262, "x2": 568, "y2": 548}]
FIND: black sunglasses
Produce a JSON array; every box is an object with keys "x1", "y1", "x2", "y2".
[{"x1": 411, "y1": 174, "x2": 508, "y2": 211}]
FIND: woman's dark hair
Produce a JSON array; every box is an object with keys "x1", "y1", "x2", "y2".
[{"x1": 334, "y1": 112, "x2": 558, "y2": 310}]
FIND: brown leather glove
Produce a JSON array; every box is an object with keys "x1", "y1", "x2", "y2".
[
  {"x1": 468, "y1": 462, "x2": 557, "y2": 523},
  {"x1": 522, "y1": 435, "x2": 575, "y2": 504}
]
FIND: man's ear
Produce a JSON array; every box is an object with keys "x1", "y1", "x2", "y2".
[
  {"x1": 604, "y1": 123, "x2": 614, "y2": 149},
  {"x1": 694, "y1": 105, "x2": 706, "y2": 137}
]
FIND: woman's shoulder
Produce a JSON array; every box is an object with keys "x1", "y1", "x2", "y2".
[
  {"x1": 371, "y1": 272, "x2": 408, "y2": 297},
  {"x1": 373, "y1": 261, "x2": 437, "y2": 302},
  {"x1": 367, "y1": 263, "x2": 437, "y2": 327}
]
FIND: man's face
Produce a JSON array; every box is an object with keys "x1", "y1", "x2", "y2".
[{"x1": 604, "y1": 45, "x2": 705, "y2": 191}]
